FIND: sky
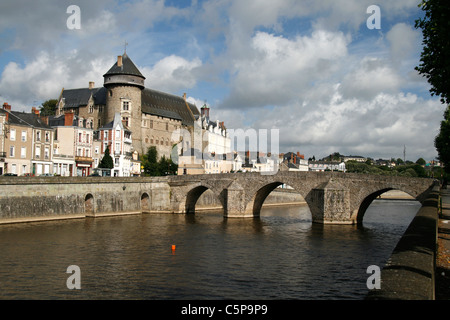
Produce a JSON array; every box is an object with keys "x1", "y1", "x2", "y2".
[{"x1": 0, "y1": 0, "x2": 445, "y2": 162}]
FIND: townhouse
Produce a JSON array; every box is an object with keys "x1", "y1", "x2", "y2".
[{"x1": 2, "y1": 103, "x2": 54, "y2": 175}]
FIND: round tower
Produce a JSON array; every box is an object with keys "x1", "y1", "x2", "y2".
[{"x1": 103, "y1": 53, "x2": 145, "y2": 152}]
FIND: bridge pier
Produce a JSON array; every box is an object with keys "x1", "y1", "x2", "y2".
[
  {"x1": 222, "y1": 177, "x2": 356, "y2": 224},
  {"x1": 224, "y1": 181, "x2": 254, "y2": 218},
  {"x1": 308, "y1": 179, "x2": 355, "y2": 224}
]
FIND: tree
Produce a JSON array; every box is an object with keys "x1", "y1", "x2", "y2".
[
  {"x1": 141, "y1": 146, "x2": 159, "y2": 176},
  {"x1": 141, "y1": 146, "x2": 178, "y2": 176},
  {"x1": 39, "y1": 99, "x2": 58, "y2": 116},
  {"x1": 416, "y1": 158, "x2": 426, "y2": 166},
  {"x1": 416, "y1": 1, "x2": 450, "y2": 175},
  {"x1": 415, "y1": 0, "x2": 450, "y2": 104},
  {"x1": 435, "y1": 106, "x2": 450, "y2": 174},
  {"x1": 98, "y1": 146, "x2": 114, "y2": 169}
]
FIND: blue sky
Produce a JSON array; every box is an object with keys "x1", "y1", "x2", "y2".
[{"x1": 0, "y1": 0, "x2": 444, "y2": 161}]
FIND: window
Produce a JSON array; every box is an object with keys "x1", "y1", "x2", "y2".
[
  {"x1": 10, "y1": 129, "x2": 15, "y2": 141},
  {"x1": 150, "y1": 120, "x2": 153, "y2": 129},
  {"x1": 86, "y1": 134, "x2": 90, "y2": 144},
  {"x1": 103, "y1": 130, "x2": 108, "y2": 140},
  {"x1": 89, "y1": 105, "x2": 94, "y2": 113},
  {"x1": 21, "y1": 147, "x2": 26, "y2": 158},
  {"x1": 166, "y1": 123, "x2": 169, "y2": 131},
  {"x1": 21, "y1": 131, "x2": 27, "y2": 142},
  {"x1": 79, "y1": 133, "x2": 82, "y2": 142},
  {"x1": 122, "y1": 101, "x2": 129, "y2": 111},
  {"x1": 36, "y1": 131, "x2": 41, "y2": 141},
  {"x1": 44, "y1": 148, "x2": 49, "y2": 160},
  {"x1": 122, "y1": 117, "x2": 129, "y2": 127},
  {"x1": 35, "y1": 146, "x2": 40, "y2": 159},
  {"x1": 45, "y1": 131, "x2": 50, "y2": 142},
  {"x1": 9, "y1": 146, "x2": 14, "y2": 157}
]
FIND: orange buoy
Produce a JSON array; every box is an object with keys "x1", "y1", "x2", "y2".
[{"x1": 171, "y1": 245, "x2": 176, "y2": 251}]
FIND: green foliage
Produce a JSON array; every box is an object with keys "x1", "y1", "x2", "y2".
[
  {"x1": 416, "y1": 158, "x2": 426, "y2": 166},
  {"x1": 345, "y1": 161, "x2": 428, "y2": 178},
  {"x1": 98, "y1": 146, "x2": 114, "y2": 169},
  {"x1": 39, "y1": 99, "x2": 58, "y2": 116},
  {"x1": 435, "y1": 105, "x2": 450, "y2": 174},
  {"x1": 415, "y1": 0, "x2": 450, "y2": 104},
  {"x1": 141, "y1": 146, "x2": 178, "y2": 176}
]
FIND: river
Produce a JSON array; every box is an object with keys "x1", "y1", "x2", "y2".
[{"x1": 0, "y1": 199, "x2": 421, "y2": 300}]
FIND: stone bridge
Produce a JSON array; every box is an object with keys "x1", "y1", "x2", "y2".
[
  {"x1": 0, "y1": 171, "x2": 436, "y2": 225},
  {"x1": 168, "y1": 171, "x2": 436, "y2": 224}
]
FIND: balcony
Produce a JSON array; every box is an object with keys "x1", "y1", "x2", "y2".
[{"x1": 0, "y1": 152, "x2": 6, "y2": 159}]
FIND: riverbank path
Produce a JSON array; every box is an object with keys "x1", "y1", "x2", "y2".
[{"x1": 437, "y1": 187, "x2": 450, "y2": 299}]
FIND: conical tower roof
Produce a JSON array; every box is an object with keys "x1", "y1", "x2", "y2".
[
  {"x1": 103, "y1": 53, "x2": 145, "y2": 79},
  {"x1": 103, "y1": 53, "x2": 145, "y2": 88}
]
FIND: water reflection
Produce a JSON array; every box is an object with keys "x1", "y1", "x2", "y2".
[{"x1": 0, "y1": 200, "x2": 420, "y2": 299}]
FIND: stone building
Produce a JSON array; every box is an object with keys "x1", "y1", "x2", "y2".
[
  {"x1": 56, "y1": 52, "x2": 200, "y2": 160},
  {"x1": 2, "y1": 103, "x2": 54, "y2": 175},
  {"x1": 0, "y1": 107, "x2": 6, "y2": 174},
  {"x1": 49, "y1": 112, "x2": 95, "y2": 176}
]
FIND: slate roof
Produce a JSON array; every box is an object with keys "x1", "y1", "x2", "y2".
[
  {"x1": 61, "y1": 87, "x2": 106, "y2": 109},
  {"x1": 8, "y1": 111, "x2": 52, "y2": 129},
  {"x1": 103, "y1": 53, "x2": 145, "y2": 79},
  {"x1": 141, "y1": 88, "x2": 199, "y2": 126}
]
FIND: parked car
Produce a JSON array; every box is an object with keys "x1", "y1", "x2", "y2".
[
  {"x1": 3, "y1": 173, "x2": 18, "y2": 176},
  {"x1": 40, "y1": 173, "x2": 54, "y2": 177}
]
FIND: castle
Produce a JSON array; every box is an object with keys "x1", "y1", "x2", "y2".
[{"x1": 56, "y1": 52, "x2": 211, "y2": 160}]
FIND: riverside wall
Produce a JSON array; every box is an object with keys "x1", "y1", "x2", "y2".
[
  {"x1": 0, "y1": 176, "x2": 304, "y2": 224},
  {"x1": 366, "y1": 185, "x2": 440, "y2": 300}
]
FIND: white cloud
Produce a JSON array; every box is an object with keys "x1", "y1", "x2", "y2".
[
  {"x1": 0, "y1": 0, "x2": 441, "y2": 161},
  {"x1": 0, "y1": 51, "x2": 113, "y2": 110},
  {"x1": 142, "y1": 55, "x2": 202, "y2": 93},
  {"x1": 220, "y1": 29, "x2": 349, "y2": 109}
]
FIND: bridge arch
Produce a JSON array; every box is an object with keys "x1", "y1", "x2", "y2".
[
  {"x1": 184, "y1": 184, "x2": 225, "y2": 214},
  {"x1": 245, "y1": 181, "x2": 308, "y2": 218},
  {"x1": 355, "y1": 187, "x2": 418, "y2": 224},
  {"x1": 141, "y1": 192, "x2": 150, "y2": 212},
  {"x1": 84, "y1": 193, "x2": 94, "y2": 214}
]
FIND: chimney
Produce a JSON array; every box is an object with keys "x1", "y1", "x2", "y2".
[
  {"x1": 183, "y1": 93, "x2": 187, "y2": 100},
  {"x1": 117, "y1": 55, "x2": 123, "y2": 67},
  {"x1": 3, "y1": 102, "x2": 11, "y2": 122},
  {"x1": 2, "y1": 102, "x2": 11, "y2": 111},
  {"x1": 40, "y1": 115, "x2": 49, "y2": 125},
  {"x1": 89, "y1": 81, "x2": 95, "y2": 89},
  {"x1": 64, "y1": 112, "x2": 75, "y2": 126},
  {"x1": 32, "y1": 107, "x2": 40, "y2": 115},
  {"x1": 201, "y1": 104, "x2": 210, "y2": 118}
]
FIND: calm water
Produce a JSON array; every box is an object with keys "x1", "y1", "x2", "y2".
[{"x1": 0, "y1": 200, "x2": 420, "y2": 300}]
